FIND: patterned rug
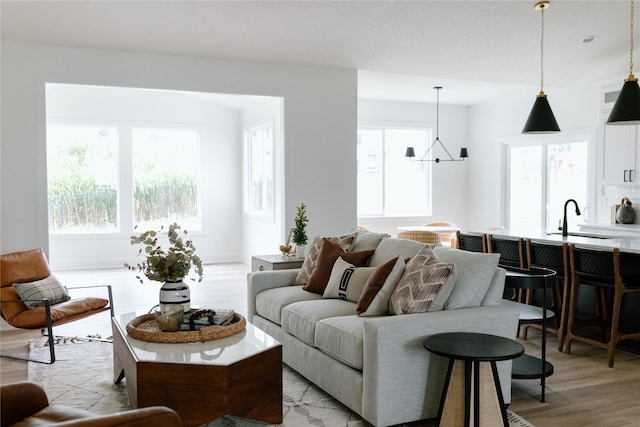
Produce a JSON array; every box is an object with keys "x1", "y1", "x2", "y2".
[{"x1": 28, "y1": 339, "x2": 534, "y2": 427}]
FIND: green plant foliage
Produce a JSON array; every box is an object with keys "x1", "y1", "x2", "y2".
[
  {"x1": 125, "y1": 223, "x2": 203, "y2": 284},
  {"x1": 292, "y1": 203, "x2": 309, "y2": 245}
]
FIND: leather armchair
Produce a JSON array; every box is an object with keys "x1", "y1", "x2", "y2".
[
  {"x1": 1, "y1": 381, "x2": 182, "y2": 427},
  {"x1": 0, "y1": 249, "x2": 114, "y2": 363}
]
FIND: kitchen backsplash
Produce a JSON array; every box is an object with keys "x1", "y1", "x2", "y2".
[{"x1": 603, "y1": 186, "x2": 640, "y2": 224}]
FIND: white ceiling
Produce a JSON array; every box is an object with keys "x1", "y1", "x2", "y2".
[{"x1": 1, "y1": 0, "x2": 635, "y2": 105}]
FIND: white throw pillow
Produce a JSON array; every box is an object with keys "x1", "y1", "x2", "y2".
[
  {"x1": 323, "y1": 257, "x2": 375, "y2": 303},
  {"x1": 12, "y1": 275, "x2": 70, "y2": 309}
]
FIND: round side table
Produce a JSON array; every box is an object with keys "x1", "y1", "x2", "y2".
[{"x1": 423, "y1": 332, "x2": 524, "y2": 427}]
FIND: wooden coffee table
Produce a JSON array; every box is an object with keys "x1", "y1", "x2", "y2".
[{"x1": 112, "y1": 313, "x2": 282, "y2": 427}]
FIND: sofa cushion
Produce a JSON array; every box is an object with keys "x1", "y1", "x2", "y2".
[
  {"x1": 323, "y1": 257, "x2": 376, "y2": 302},
  {"x1": 433, "y1": 246, "x2": 500, "y2": 309},
  {"x1": 303, "y1": 239, "x2": 374, "y2": 295},
  {"x1": 389, "y1": 247, "x2": 457, "y2": 315},
  {"x1": 367, "y1": 238, "x2": 426, "y2": 267},
  {"x1": 348, "y1": 229, "x2": 389, "y2": 252},
  {"x1": 13, "y1": 275, "x2": 71, "y2": 309},
  {"x1": 315, "y1": 315, "x2": 365, "y2": 370},
  {"x1": 281, "y1": 299, "x2": 357, "y2": 347},
  {"x1": 255, "y1": 285, "x2": 322, "y2": 325},
  {"x1": 357, "y1": 256, "x2": 406, "y2": 316},
  {"x1": 294, "y1": 233, "x2": 357, "y2": 285}
]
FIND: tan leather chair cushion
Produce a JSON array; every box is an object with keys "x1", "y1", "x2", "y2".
[
  {"x1": 0, "y1": 287, "x2": 108, "y2": 328},
  {"x1": 1, "y1": 249, "x2": 51, "y2": 287}
]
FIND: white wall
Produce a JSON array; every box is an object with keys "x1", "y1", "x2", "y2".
[
  {"x1": 1, "y1": 41, "x2": 358, "y2": 265},
  {"x1": 357, "y1": 99, "x2": 469, "y2": 236}
]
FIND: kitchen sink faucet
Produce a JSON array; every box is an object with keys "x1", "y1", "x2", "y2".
[{"x1": 560, "y1": 199, "x2": 581, "y2": 237}]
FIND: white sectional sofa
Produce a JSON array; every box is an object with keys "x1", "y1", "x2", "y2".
[{"x1": 247, "y1": 232, "x2": 520, "y2": 427}]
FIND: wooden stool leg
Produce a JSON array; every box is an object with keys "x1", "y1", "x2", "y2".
[
  {"x1": 607, "y1": 288, "x2": 624, "y2": 368},
  {"x1": 438, "y1": 359, "x2": 466, "y2": 427}
]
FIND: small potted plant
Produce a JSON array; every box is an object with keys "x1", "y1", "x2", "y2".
[
  {"x1": 125, "y1": 222, "x2": 203, "y2": 312},
  {"x1": 292, "y1": 203, "x2": 309, "y2": 257}
]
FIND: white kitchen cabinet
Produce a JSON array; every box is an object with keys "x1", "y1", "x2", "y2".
[{"x1": 601, "y1": 113, "x2": 639, "y2": 186}]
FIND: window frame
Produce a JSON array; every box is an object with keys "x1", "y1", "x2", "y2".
[
  {"x1": 502, "y1": 129, "x2": 597, "y2": 231},
  {"x1": 243, "y1": 120, "x2": 275, "y2": 221},
  {"x1": 357, "y1": 121, "x2": 433, "y2": 219},
  {"x1": 46, "y1": 118, "x2": 204, "y2": 236}
]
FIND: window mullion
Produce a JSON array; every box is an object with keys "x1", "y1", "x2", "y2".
[{"x1": 119, "y1": 125, "x2": 133, "y2": 233}]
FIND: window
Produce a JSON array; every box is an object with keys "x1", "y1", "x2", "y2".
[
  {"x1": 357, "y1": 127, "x2": 431, "y2": 217},
  {"x1": 244, "y1": 122, "x2": 274, "y2": 218},
  {"x1": 47, "y1": 123, "x2": 202, "y2": 234},
  {"x1": 508, "y1": 140, "x2": 588, "y2": 231},
  {"x1": 132, "y1": 128, "x2": 200, "y2": 230},
  {"x1": 47, "y1": 124, "x2": 119, "y2": 233}
]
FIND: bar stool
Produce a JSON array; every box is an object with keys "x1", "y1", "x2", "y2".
[
  {"x1": 522, "y1": 240, "x2": 570, "y2": 351},
  {"x1": 487, "y1": 235, "x2": 526, "y2": 269},
  {"x1": 487, "y1": 235, "x2": 526, "y2": 303},
  {"x1": 565, "y1": 245, "x2": 640, "y2": 368},
  {"x1": 455, "y1": 231, "x2": 486, "y2": 253}
]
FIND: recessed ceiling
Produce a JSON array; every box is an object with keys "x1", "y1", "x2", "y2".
[{"x1": 0, "y1": 0, "x2": 634, "y2": 105}]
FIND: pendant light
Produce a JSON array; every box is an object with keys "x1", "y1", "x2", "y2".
[
  {"x1": 405, "y1": 86, "x2": 468, "y2": 163},
  {"x1": 607, "y1": 0, "x2": 640, "y2": 125},
  {"x1": 522, "y1": 1, "x2": 560, "y2": 134}
]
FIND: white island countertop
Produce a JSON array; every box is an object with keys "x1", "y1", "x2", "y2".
[{"x1": 472, "y1": 229, "x2": 640, "y2": 254}]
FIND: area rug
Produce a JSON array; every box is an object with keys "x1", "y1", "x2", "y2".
[{"x1": 28, "y1": 340, "x2": 534, "y2": 427}]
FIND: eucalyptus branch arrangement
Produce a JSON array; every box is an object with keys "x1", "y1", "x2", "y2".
[
  {"x1": 125, "y1": 222, "x2": 203, "y2": 284},
  {"x1": 292, "y1": 203, "x2": 309, "y2": 246}
]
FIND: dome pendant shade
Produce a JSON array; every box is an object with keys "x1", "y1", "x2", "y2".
[
  {"x1": 522, "y1": 93, "x2": 561, "y2": 134},
  {"x1": 606, "y1": 77, "x2": 640, "y2": 125}
]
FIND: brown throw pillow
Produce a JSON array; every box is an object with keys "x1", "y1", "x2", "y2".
[
  {"x1": 303, "y1": 238, "x2": 374, "y2": 295},
  {"x1": 294, "y1": 233, "x2": 357, "y2": 285},
  {"x1": 357, "y1": 256, "x2": 405, "y2": 316}
]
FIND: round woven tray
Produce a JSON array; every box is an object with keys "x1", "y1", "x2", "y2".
[{"x1": 126, "y1": 311, "x2": 246, "y2": 343}]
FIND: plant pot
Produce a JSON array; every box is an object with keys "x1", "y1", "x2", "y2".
[
  {"x1": 159, "y1": 279, "x2": 190, "y2": 313},
  {"x1": 295, "y1": 245, "x2": 306, "y2": 258}
]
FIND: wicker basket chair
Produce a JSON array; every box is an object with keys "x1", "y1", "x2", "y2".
[
  {"x1": 397, "y1": 230, "x2": 442, "y2": 246},
  {"x1": 424, "y1": 221, "x2": 457, "y2": 246}
]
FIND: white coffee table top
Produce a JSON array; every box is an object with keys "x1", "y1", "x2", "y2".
[{"x1": 116, "y1": 312, "x2": 280, "y2": 366}]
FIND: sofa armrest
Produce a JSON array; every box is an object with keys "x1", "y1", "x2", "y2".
[
  {"x1": 361, "y1": 305, "x2": 520, "y2": 427},
  {"x1": 246, "y1": 269, "x2": 299, "y2": 317}
]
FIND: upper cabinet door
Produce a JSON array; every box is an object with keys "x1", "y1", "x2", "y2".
[
  {"x1": 601, "y1": 84, "x2": 639, "y2": 186},
  {"x1": 602, "y1": 122, "x2": 637, "y2": 186}
]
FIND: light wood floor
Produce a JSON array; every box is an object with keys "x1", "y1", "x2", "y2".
[{"x1": 2, "y1": 263, "x2": 640, "y2": 426}]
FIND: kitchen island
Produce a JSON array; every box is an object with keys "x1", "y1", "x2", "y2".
[
  {"x1": 470, "y1": 228, "x2": 640, "y2": 254},
  {"x1": 469, "y1": 228, "x2": 640, "y2": 355}
]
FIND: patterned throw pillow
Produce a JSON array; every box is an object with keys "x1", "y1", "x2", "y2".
[
  {"x1": 357, "y1": 256, "x2": 406, "y2": 316},
  {"x1": 303, "y1": 239, "x2": 374, "y2": 295},
  {"x1": 12, "y1": 275, "x2": 71, "y2": 309},
  {"x1": 294, "y1": 233, "x2": 357, "y2": 285},
  {"x1": 389, "y1": 246, "x2": 457, "y2": 315},
  {"x1": 323, "y1": 257, "x2": 376, "y2": 302}
]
